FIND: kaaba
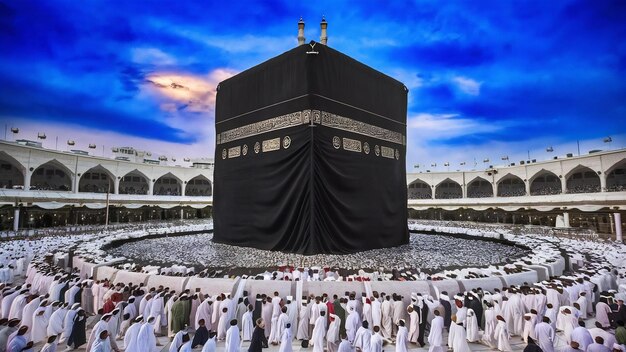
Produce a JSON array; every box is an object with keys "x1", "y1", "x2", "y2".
[{"x1": 213, "y1": 28, "x2": 408, "y2": 255}]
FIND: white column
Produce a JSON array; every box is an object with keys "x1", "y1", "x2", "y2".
[
  {"x1": 462, "y1": 184, "x2": 467, "y2": 198},
  {"x1": 492, "y1": 182, "x2": 498, "y2": 197},
  {"x1": 13, "y1": 207, "x2": 19, "y2": 231},
  {"x1": 180, "y1": 208, "x2": 184, "y2": 220},
  {"x1": 24, "y1": 172, "x2": 31, "y2": 191},
  {"x1": 148, "y1": 180, "x2": 154, "y2": 195},
  {"x1": 525, "y1": 181, "x2": 531, "y2": 196},
  {"x1": 73, "y1": 175, "x2": 79, "y2": 193},
  {"x1": 180, "y1": 183, "x2": 185, "y2": 196},
  {"x1": 600, "y1": 175, "x2": 607, "y2": 192},
  {"x1": 563, "y1": 212, "x2": 570, "y2": 227},
  {"x1": 560, "y1": 177, "x2": 567, "y2": 194},
  {"x1": 615, "y1": 213, "x2": 623, "y2": 242},
  {"x1": 113, "y1": 178, "x2": 120, "y2": 194}
]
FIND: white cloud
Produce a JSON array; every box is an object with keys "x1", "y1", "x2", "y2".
[
  {"x1": 407, "y1": 113, "x2": 501, "y2": 139},
  {"x1": 131, "y1": 48, "x2": 178, "y2": 66},
  {"x1": 144, "y1": 68, "x2": 237, "y2": 114},
  {"x1": 452, "y1": 76, "x2": 481, "y2": 95}
]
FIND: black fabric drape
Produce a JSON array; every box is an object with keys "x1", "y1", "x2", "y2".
[{"x1": 214, "y1": 41, "x2": 408, "y2": 255}]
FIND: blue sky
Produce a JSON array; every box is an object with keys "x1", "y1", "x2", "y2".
[{"x1": 0, "y1": 0, "x2": 625, "y2": 170}]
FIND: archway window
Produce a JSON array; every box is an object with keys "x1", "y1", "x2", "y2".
[
  {"x1": 407, "y1": 180, "x2": 431, "y2": 199},
  {"x1": 154, "y1": 173, "x2": 181, "y2": 196},
  {"x1": 435, "y1": 180, "x2": 462, "y2": 199},
  {"x1": 566, "y1": 167, "x2": 600, "y2": 194},
  {"x1": 185, "y1": 176, "x2": 212, "y2": 196},
  {"x1": 497, "y1": 175, "x2": 525, "y2": 197},
  {"x1": 606, "y1": 161, "x2": 626, "y2": 192},
  {"x1": 0, "y1": 158, "x2": 24, "y2": 189},
  {"x1": 31, "y1": 161, "x2": 72, "y2": 191},
  {"x1": 119, "y1": 171, "x2": 149, "y2": 195},
  {"x1": 79, "y1": 166, "x2": 114, "y2": 193},
  {"x1": 530, "y1": 171, "x2": 561, "y2": 195},
  {"x1": 467, "y1": 178, "x2": 493, "y2": 198}
]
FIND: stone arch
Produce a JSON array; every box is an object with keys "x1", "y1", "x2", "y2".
[
  {"x1": 119, "y1": 169, "x2": 149, "y2": 195},
  {"x1": 79, "y1": 165, "x2": 115, "y2": 193},
  {"x1": 497, "y1": 174, "x2": 526, "y2": 197},
  {"x1": 606, "y1": 158, "x2": 626, "y2": 192},
  {"x1": 0, "y1": 151, "x2": 26, "y2": 189},
  {"x1": 407, "y1": 178, "x2": 431, "y2": 199},
  {"x1": 435, "y1": 178, "x2": 462, "y2": 199},
  {"x1": 154, "y1": 172, "x2": 182, "y2": 196},
  {"x1": 31, "y1": 159, "x2": 73, "y2": 191},
  {"x1": 529, "y1": 169, "x2": 561, "y2": 195},
  {"x1": 565, "y1": 165, "x2": 600, "y2": 194},
  {"x1": 185, "y1": 175, "x2": 212, "y2": 196},
  {"x1": 467, "y1": 176, "x2": 493, "y2": 198}
]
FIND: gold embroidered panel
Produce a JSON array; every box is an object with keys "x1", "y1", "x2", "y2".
[
  {"x1": 381, "y1": 146, "x2": 395, "y2": 159},
  {"x1": 216, "y1": 109, "x2": 405, "y2": 146},
  {"x1": 217, "y1": 110, "x2": 308, "y2": 145},
  {"x1": 320, "y1": 111, "x2": 404, "y2": 146},
  {"x1": 228, "y1": 146, "x2": 241, "y2": 159},
  {"x1": 342, "y1": 137, "x2": 362, "y2": 153},
  {"x1": 262, "y1": 138, "x2": 281, "y2": 152}
]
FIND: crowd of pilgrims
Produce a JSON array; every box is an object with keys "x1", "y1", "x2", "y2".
[{"x1": 0, "y1": 259, "x2": 624, "y2": 352}]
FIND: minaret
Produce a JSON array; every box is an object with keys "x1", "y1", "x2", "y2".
[
  {"x1": 320, "y1": 16, "x2": 328, "y2": 45},
  {"x1": 297, "y1": 17, "x2": 305, "y2": 46}
]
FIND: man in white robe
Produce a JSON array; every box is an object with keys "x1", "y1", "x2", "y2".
[
  {"x1": 217, "y1": 307, "x2": 229, "y2": 340},
  {"x1": 40, "y1": 335, "x2": 58, "y2": 352},
  {"x1": 494, "y1": 316, "x2": 512, "y2": 352},
  {"x1": 560, "y1": 308, "x2": 578, "y2": 343},
  {"x1": 241, "y1": 304, "x2": 254, "y2": 342},
  {"x1": 169, "y1": 330, "x2": 186, "y2": 352},
  {"x1": 47, "y1": 303, "x2": 67, "y2": 338},
  {"x1": 60, "y1": 303, "x2": 81, "y2": 344},
  {"x1": 271, "y1": 306, "x2": 289, "y2": 345},
  {"x1": 148, "y1": 294, "x2": 164, "y2": 335},
  {"x1": 278, "y1": 323, "x2": 292, "y2": 352},
  {"x1": 575, "y1": 293, "x2": 588, "y2": 319},
  {"x1": 371, "y1": 297, "x2": 382, "y2": 331},
  {"x1": 224, "y1": 319, "x2": 240, "y2": 352},
  {"x1": 297, "y1": 301, "x2": 310, "y2": 341},
  {"x1": 311, "y1": 311, "x2": 327, "y2": 352},
  {"x1": 396, "y1": 320, "x2": 409, "y2": 352},
  {"x1": 534, "y1": 316, "x2": 555, "y2": 352},
  {"x1": 370, "y1": 326, "x2": 383, "y2": 352},
  {"x1": 90, "y1": 330, "x2": 112, "y2": 352},
  {"x1": 345, "y1": 306, "x2": 360, "y2": 344},
  {"x1": 380, "y1": 296, "x2": 393, "y2": 339},
  {"x1": 406, "y1": 305, "x2": 419, "y2": 344},
  {"x1": 428, "y1": 311, "x2": 444, "y2": 352},
  {"x1": 391, "y1": 296, "x2": 404, "y2": 336},
  {"x1": 195, "y1": 297, "x2": 212, "y2": 332},
  {"x1": 353, "y1": 321, "x2": 371, "y2": 352},
  {"x1": 448, "y1": 318, "x2": 470, "y2": 352},
  {"x1": 30, "y1": 301, "x2": 49, "y2": 344},
  {"x1": 136, "y1": 316, "x2": 157, "y2": 352},
  {"x1": 20, "y1": 296, "x2": 40, "y2": 340},
  {"x1": 466, "y1": 308, "x2": 479, "y2": 342},
  {"x1": 86, "y1": 314, "x2": 112, "y2": 352},
  {"x1": 570, "y1": 321, "x2": 593, "y2": 352},
  {"x1": 201, "y1": 336, "x2": 216, "y2": 352},
  {"x1": 327, "y1": 313, "x2": 342, "y2": 352},
  {"x1": 522, "y1": 311, "x2": 538, "y2": 343},
  {"x1": 123, "y1": 315, "x2": 143, "y2": 351},
  {"x1": 596, "y1": 299, "x2": 612, "y2": 328}
]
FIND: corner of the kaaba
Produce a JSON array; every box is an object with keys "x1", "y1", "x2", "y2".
[{"x1": 213, "y1": 41, "x2": 409, "y2": 255}]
